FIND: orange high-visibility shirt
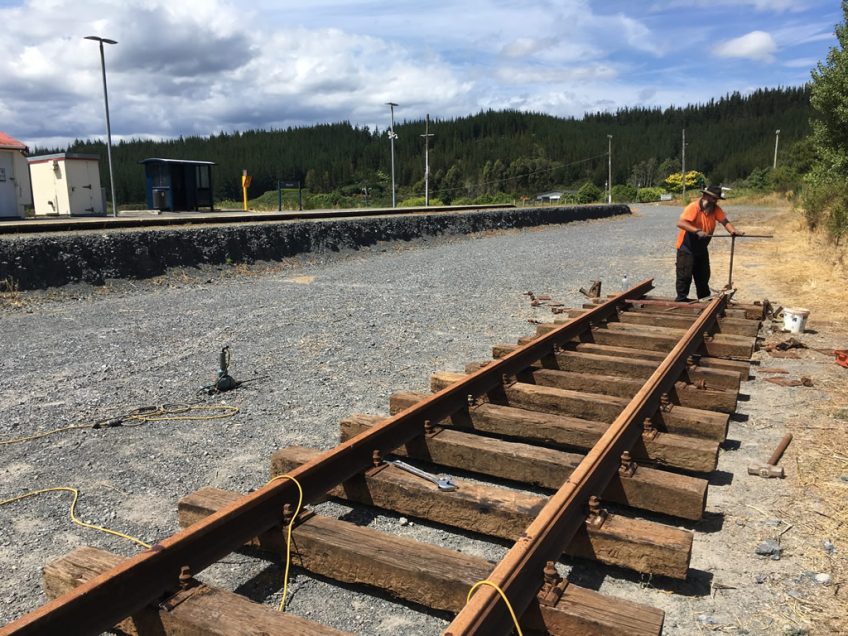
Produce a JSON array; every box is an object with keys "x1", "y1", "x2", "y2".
[{"x1": 676, "y1": 200, "x2": 727, "y2": 250}]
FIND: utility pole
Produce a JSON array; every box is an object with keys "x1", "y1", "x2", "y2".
[
  {"x1": 84, "y1": 35, "x2": 118, "y2": 216},
  {"x1": 773, "y1": 129, "x2": 780, "y2": 169},
  {"x1": 421, "y1": 114, "x2": 434, "y2": 206},
  {"x1": 386, "y1": 102, "x2": 398, "y2": 208},
  {"x1": 607, "y1": 134, "x2": 613, "y2": 204},
  {"x1": 681, "y1": 129, "x2": 686, "y2": 199}
]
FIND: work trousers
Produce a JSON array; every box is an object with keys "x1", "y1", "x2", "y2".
[{"x1": 675, "y1": 249, "x2": 711, "y2": 300}]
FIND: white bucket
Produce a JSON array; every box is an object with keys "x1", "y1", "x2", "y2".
[{"x1": 783, "y1": 307, "x2": 810, "y2": 334}]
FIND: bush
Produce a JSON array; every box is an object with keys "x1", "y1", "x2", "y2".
[
  {"x1": 577, "y1": 182, "x2": 602, "y2": 204},
  {"x1": 398, "y1": 196, "x2": 445, "y2": 207},
  {"x1": 663, "y1": 170, "x2": 706, "y2": 193},
  {"x1": 611, "y1": 184, "x2": 637, "y2": 202},
  {"x1": 800, "y1": 169, "x2": 848, "y2": 242},
  {"x1": 637, "y1": 187, "x2": 666, "y2": 202}
]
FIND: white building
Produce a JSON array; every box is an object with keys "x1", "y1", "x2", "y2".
[
  {"x1": 28, "y1": 153, "x2": 105, "y2": 216},
  {"x1": 0, "y1": 132, "x2": 32, "y2": 218}
]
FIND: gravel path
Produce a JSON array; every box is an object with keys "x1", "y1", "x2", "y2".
[{"x1": 1, "y1": 204, "x2": 834, "y2": 634}]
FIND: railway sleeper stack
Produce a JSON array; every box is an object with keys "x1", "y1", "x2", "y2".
[{"x1": 25, "y1": 281, "x2": 764, "y2": 636}]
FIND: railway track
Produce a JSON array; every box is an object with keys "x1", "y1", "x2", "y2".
[{"x1": 1, "y1": 279, "x2": 764, "y2": 635}]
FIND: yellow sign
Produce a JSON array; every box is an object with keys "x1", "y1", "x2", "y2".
[{"x1": 241, "y1": 170, "x2": 252, "y2": 211}]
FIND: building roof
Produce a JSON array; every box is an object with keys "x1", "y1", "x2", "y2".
[
  {"x1": 139, "y1": 158, "x2": 216, "y2": 166},
  {"x1": 28, "y1": 152, "x2": 100, "y2": 163},
  {"x1": 0, "y1": 131, "x2": 27, "y2": 152}
]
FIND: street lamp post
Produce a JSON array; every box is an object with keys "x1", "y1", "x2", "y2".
[
  {"x1": 84, "y1": 35, "x2": 118, "y2": 217},
  {"x1": 607, "y1": 134, "x2": 612, "y2": 204},
  {"x1": 421, "y1": 114, "x2": 434, "y2": 206},
  {"x1": 386, "y1": 102, "x2": 398, "y2": 208},
  {"x1": 773, "y1": 129, "x2": 780, "y2": 169}
]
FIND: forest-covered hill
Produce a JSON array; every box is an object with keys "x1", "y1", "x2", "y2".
[{"x1": 50, "y1": 86, "x2": 811, "y2": 206}]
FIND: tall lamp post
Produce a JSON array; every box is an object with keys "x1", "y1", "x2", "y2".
[
  {"x1": 386, "y1": 102, "x2": 398, "y2": 208},
  {"x1": 84, "y1": 35, "x2": 118, "y2": 217},
  {"x1": 421, "y1": 114, "x2": 434, "y2": 206},
  {"x1": 607, "y1": 134, "x2": 612, "y2": 204},
  {"x1": 773, "y1": 129, "x2": 780, "y2": 169}
]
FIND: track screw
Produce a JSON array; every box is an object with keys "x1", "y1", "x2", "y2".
[
  {"x1": 588, "y1": 496, "x2": 601, "y2": 515},
  {"x1": 282, "y1": 503, "x2": 293, "y2": 525},
  {"x1": 424, "y1": 419, "x2": 434, "y2": 434},
  {"x1": 467, "y1": 394, "x2": 475, "y2": 407},
  {"x1": 543, "y1": 561, "x2": 561, "y2": 586},
  {"x1": 372, "y1": 449, "x2": 383, "y2": 467},
  {"x1": 642, "y1": 418, "x2": 658, "y2": 440},
  {"x1": 178, "y1": 565, "x2": 192, "y2": 590},
  {"x1": 619, "y1": 451, "x2": 636, "y2": 477},
  {"x1": 660, "y1": 393, "x2": 673, "y2": 412},
  {"x1": 587, "y1": 495, "x2": 607, "y2": 527}
]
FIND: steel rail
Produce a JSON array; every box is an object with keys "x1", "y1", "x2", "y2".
[
  {"x1": 444, "y1": 292, "x2": 729, "y2": 635},
  {"x1": 1, "y1": 281, "x2": 654, "y2": 635}
]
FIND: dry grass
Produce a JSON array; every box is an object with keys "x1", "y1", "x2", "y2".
[
  {"x1": 723, "y1": 205, "x2": 848, "y2": 326},
  {"x1": 724, "y1": 201, "x2": 847, "y2": 631},
  {"x1": 0, "y1": 277, "x2": 25, "y2": 309}
]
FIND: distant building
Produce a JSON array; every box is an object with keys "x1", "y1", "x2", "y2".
[
  {"x1": 139, "y1": 158, "x2": 215, "y2": 211},
  {"x1": 0, "y1": 132, "x2": 32, "y2": 218},
  {"x1": 28, "y1": 153, "x2": 105, "y2": 216},
  {"x1": 536, "y1": 190, "x2": 578, "y2": 204},
  {"x1": 536, "y1": 191, "x2": 562, "y2": 203}
]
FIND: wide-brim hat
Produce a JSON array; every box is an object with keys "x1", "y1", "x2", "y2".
[{"x1": 701, "y1": 185, "x2": 725, "y2": 200}]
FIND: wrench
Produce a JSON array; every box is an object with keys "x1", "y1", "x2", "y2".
[{"x1": 385, "y1": 458, "x2": 457, "y2": 491}]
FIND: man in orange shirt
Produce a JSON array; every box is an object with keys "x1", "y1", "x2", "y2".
[{"x1": 675, "y1": 185, "x2": 743, "y2": 301}]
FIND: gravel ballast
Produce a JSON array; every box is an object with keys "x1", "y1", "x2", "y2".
[{"x1": 0, "y1": 204, "x2": 831, "y2": 635}]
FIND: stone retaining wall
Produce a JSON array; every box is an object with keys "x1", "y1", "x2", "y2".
[{"x1": 0, "y1": 205, "x2": 629, "y2": 289}]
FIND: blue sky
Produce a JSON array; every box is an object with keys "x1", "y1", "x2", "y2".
[{"x1": 0, "y1": 0, "x2": 840, "y2": 148}]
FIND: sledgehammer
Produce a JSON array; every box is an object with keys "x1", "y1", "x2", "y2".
[{"x1": 748, "y1": 433, "x2": 793, "y2": 478}]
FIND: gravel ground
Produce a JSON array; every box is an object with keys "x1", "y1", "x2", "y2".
[{"x1": 1, "y1": 203, "x2": 842, "y2": 634}]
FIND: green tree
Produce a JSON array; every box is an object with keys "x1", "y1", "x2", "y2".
[
  {"x1": 802, "y1": 1, "x2": 848, "y2": 240},
  {"x1": 744, "y1": 167, "x2": 772, "y2": 191},
  {"x1": 611, "y1": 184, "x2": 637, "y2": 202},
  {"x1": 577, "y1": 181, "x2": 602, "y2": 203},
  {"x1": 657, "y1": 158, "x2": 681, "y2": 181}
]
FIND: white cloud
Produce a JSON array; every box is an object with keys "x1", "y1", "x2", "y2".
[
  {"x1": 783, "y1": 57, "x2": 818, "y2": 69},
  {"x1": 654, "y1": 0, "x2": 807, "y2": 12},
  {"x1": 713, "y1": 31, "x2": 778, "y2": 62},
  {"x1": 0, "y1": 0, "x2": 833, "y2": 149}
]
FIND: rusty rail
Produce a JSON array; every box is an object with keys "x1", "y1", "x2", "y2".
[
  {"x1": 444, "y1": 292, "x2": 729, "y2": 635},
  {"x1": 1, "y1": 281, "x2": 654, "y2": 635}
]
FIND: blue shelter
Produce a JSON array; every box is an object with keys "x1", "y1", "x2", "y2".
[{"x1": 139, "y1": 158, "x2": 215, "y2": 211}]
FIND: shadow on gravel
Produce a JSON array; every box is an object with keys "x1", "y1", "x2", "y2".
[
  {"x1": 720, "y1": 439, "x2": 742, "y2": 451},
  {"x1": 730, "y1": 412, "x2": 750, "y2": 423},
  {"x1": 565, "y1": 560, "x2": 714, "y2": 597},
  {"x1": 708, "y1": 470, "x2": 735, "y2": 486}
]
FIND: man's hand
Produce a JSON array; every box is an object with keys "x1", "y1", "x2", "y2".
[
  {"x1": 731, "y1": 229, "x2": 745, "y2": 236},
  {"x1": 696, "y1": 230, "x2": 709, "y2": 238}
]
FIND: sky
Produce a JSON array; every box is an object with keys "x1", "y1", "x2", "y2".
[{"x1": 0, "y1": 0, "x2": 841, "y2": 149}]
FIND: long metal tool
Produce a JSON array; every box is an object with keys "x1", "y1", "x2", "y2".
[
  {"x1": 444, "y1": 292, "x2": 729, "y2": 635},
  {"x1": 1, "y1": 281, "x2": 654, "y2": 636},
  {"x1": 709, "y1": 234, "x2": 774, "y2": 289}
]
